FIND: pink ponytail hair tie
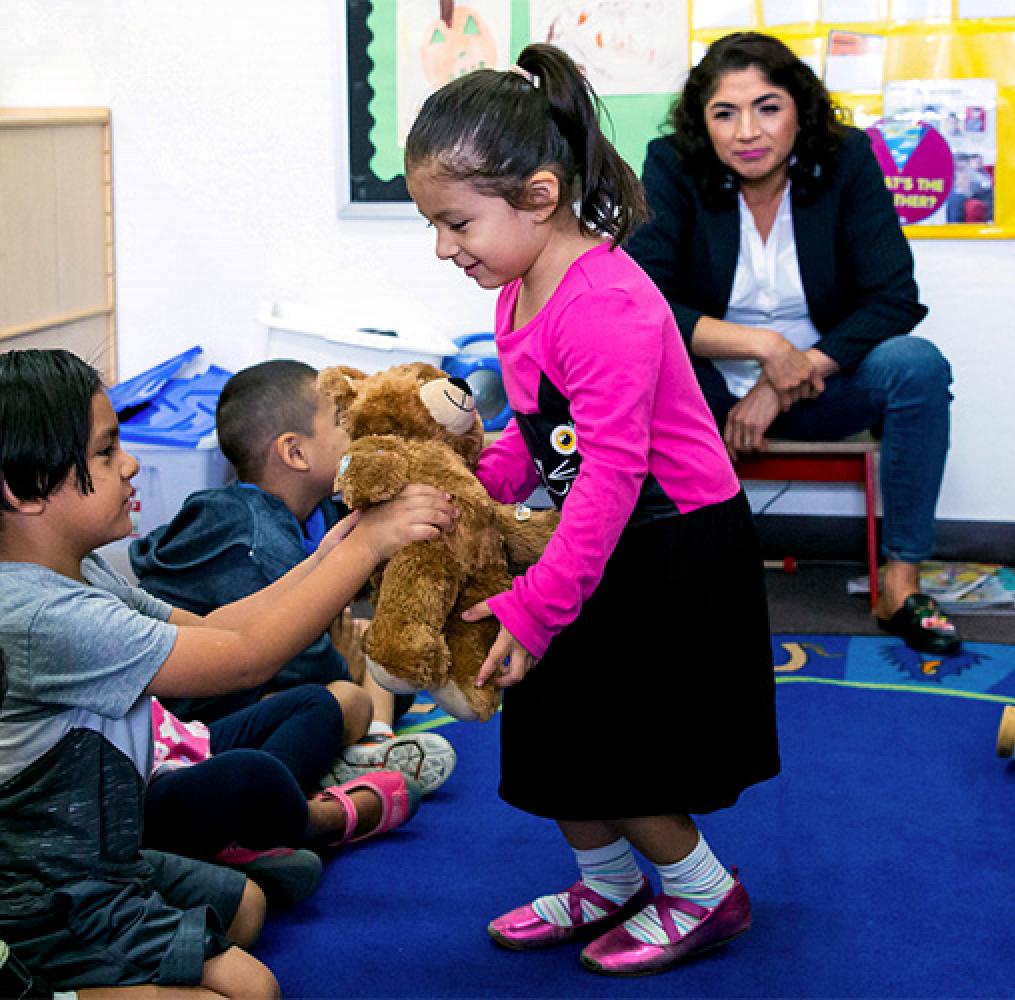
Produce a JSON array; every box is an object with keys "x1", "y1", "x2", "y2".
[{"x1": 509, "y1": 64, "x2": 539, "y2": 88}]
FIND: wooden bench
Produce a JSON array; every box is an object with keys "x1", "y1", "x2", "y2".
[{"x1": 736, "y1": 437, "x2": 881, "y2": 611}]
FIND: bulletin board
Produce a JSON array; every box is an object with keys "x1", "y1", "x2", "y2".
[
  {"x1": 688, "y1": 1, "x2": 1015, "y2": 239},
  {"x1": 342, "y1": 0, "x2": 682, "y2": 215}
]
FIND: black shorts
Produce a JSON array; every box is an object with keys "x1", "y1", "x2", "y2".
[{"x1": 3, "y1": 850, "x2": 245, "y2": 991}]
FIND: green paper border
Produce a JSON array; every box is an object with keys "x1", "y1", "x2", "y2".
[{"x1": 359, "y1": 1, "x2": 674, "y2": 194}]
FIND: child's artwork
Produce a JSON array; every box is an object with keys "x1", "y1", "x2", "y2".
[
  {"x1": 396, "y1": 0, "x2": 512, "y2": 145},
  {"x1": 529, "y1": 1, "x2": 684, "y2": 96}
]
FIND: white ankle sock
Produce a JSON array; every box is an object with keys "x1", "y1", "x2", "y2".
[
  {"x1": 531, "y1": 839, "x2": 644, "y2": 927},
  {"x1": 624, "y1": 834, "x2": 734, "y2": 946},
  {"x1": 367, "y1": 720, "x2": 394, "y2": 739}
]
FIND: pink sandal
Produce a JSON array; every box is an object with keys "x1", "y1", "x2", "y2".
[{"x1": 313, "y1": 770, "x2": 422, "y2": 845}]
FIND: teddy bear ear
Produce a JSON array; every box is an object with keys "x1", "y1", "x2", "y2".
[
  {"x1": 318, "y1": 365, "x2": 367, "y2": 407},
  {"x1": 403, "y1": 361, "x2": 449, "y2": 381}
]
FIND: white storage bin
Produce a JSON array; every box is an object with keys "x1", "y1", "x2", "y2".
[
  {"x1": 127, "y1": 439, "x2": 233, "y2": 537},
  {"x1": 260, "y1": 301, "x2": 459, "y2": 374}
]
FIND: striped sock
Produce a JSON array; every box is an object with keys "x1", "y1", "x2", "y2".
[
  {"x1": 624, "y1": 834, "x2": 734, "y2": 946},
  {"x1": 531, "y1": 839, "x2": 644, "y2": 927}
]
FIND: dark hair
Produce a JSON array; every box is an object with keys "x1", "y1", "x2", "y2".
[
  {"x1": 0, "y1": 349, "x2": 103, "y2": 512},
  {"x1": 216, "y1": 360, "x2": 320, "y2": 482},
  {"x1": 668, "y1": 32, "x2": 845, "y2": 207},
  {"x1": 405, "y1": 42, "x2": 647, "y2": 246}
]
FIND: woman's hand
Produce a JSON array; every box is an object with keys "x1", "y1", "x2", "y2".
[
  {"x1": 352, "y1": 484, "x2": 458, "y2": 562},
  {"x1": 760, "y1": 338, "x2": 824, "y2": 403},
  {"x1": 464, "y1": 600, "x2": 536, "y2": 689},
  {"x1": 724, "y1": 381, "x2": 781, "y2": 460}
]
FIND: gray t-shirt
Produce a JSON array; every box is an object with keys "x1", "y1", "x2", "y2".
[{"x1": 0, "y1": 554, "x2": 177, "y2": 919}]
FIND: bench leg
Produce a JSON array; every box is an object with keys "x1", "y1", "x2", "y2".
[{"x1": 864, "y1": 452, "x2": 879, "y2": 613}]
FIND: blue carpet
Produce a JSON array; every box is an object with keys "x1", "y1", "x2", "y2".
[{"x1": 254, "y1": 635, "x2": 1015, "y2": 998}]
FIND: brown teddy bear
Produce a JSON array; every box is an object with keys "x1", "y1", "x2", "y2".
[{"x1": 319, "y1": 362, "x2": 557, "y2": 722}]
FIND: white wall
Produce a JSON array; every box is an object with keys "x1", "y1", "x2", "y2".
[{"x1": 1, "y1": 0, "x2": 1011, "y2": 525}]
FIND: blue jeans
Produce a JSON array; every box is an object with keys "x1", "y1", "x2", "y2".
[{"x1": 694, "y1": 335, "x2": 953, "y2": 563}]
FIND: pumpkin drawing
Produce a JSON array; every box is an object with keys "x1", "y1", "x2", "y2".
[{"x1": 420, "y1": 2, "x2": 498, "y2": 89}]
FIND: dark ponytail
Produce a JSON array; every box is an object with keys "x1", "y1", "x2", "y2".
[{"x1": 405, "y1": 42, "x2": 646, "y2": 246}]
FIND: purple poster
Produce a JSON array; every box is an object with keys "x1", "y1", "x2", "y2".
[{"x1": 866, "y1": 119, "x2": 954, "y2": 225}]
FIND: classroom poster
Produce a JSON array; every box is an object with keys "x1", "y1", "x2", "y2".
[
  {"x1": 866, "y1": 118, "x2": 954, "y2": 223},
  {"x1": 529, "y1": 1, "x2": 684, "y2": 96},
  {"x1": 395, "y1": 0, "x2": 512, "y2": 145},
  {"x1": 883, "y1": 79, "x2": 998, "y2": 224}
]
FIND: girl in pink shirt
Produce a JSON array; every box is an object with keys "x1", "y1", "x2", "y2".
[{"x1": 405, "y1": 43, "x2": 779, "y2": 978}]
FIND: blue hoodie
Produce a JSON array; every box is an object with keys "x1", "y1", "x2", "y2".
[{"x1": 130, "y1": 482, "x2": 350, "y2": 722}]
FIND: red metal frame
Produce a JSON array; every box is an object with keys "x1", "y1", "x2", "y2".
[{"x1": 736, "y1": 449, "x2": 879, "y2": 612}]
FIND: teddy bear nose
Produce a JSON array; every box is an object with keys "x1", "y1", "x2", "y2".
[{"x1": 448, "y1": 376, "x2": 473, "y2": 397}]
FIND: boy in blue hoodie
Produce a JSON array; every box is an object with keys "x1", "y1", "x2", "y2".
[{"x1": 131, "y1": 360, "x2": 455, "y2": 795}]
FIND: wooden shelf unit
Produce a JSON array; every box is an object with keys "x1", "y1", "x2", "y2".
[{"x1": 0, "y1": 107, "x2": 117, "y2": 381}]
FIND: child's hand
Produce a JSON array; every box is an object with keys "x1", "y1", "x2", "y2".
[
  {"x1": 316, "y1": 510, "x2": 362, "y2": 562},
  {"x1": 329, "y1": 607, "x2": 369, "y2": 683},
  {"x1": 353, "y1": 483, "x2": 457, "y2": 561},
  {"x1": 465, "y1": 601, "x2": 536, "y2": 689}
]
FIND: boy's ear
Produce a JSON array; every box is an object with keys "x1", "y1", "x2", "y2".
[
  {"x1": 526, "y1": 169, "x2": 563, "y2": 222},
  {"x1": 0, "y1": 479, "x2": 45, "y2": 515},
  {"x1": 274, "y1": 432, "x2": 310, "y2": 472}
]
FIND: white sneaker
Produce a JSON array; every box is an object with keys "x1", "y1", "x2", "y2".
[{"x1": 323, "y1": 731, "x2": 457, "y2": 796}]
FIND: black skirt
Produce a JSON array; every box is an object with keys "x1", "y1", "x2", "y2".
[{"x1": 499, "y1": 490, "x2": 780, "y2": 820}]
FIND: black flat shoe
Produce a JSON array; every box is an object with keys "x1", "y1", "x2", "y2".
[{"x1": 877, "y1": 593, "x2": 962, "y2": 656}]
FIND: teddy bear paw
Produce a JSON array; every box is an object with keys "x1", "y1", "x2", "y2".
[
  {"x1": 431, "y1": 681, "x2": 502, "y2": 722},
  {"x1": 365, "y1": 656, "x2": 424, "y2": 695},
  {"x1": 365, "y1": 623, "x2": 449, "y2": 690}
]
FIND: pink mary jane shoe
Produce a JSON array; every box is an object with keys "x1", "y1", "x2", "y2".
[
  {"x1": 314, "y1": 770, "x2": 422, "y2": 845},
  {"x1": 488, "y1": 876, "x2": 652, "y2": 951},
  {"x1": 581, "y1": 874, "x2": 752, "y2": 976}
]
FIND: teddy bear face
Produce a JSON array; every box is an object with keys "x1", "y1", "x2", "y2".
[{"x1": 327, "y1": 362, "x2": 485, "y2": 467}]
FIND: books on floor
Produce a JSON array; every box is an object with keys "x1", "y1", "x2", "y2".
[{"x1": 848, "y1": 561, "x2": 1015, "y2": 614}]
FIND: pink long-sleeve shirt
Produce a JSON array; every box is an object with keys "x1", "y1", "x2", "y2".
[{"x1": 475, "y1": 242, "x2": 739, "y2": 659}]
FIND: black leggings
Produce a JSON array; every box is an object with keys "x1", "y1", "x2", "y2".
[{"x1": 143, "y1": 685, "x2": 345, "y2": 859}]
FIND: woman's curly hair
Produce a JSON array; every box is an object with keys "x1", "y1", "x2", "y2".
[{"x1": 668, "y1": 32, "x2": 845, "y2": 207}]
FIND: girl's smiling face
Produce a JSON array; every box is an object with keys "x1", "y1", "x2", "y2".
[
  {"x1": 407, "y1": 163, "x2": 551, "y2": 289},
  {"x1": 704, "y1": 65, "x2": 800, "y2": 189}
]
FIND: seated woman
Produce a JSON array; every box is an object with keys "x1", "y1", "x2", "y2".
[{"x1": 626, "y1": 30, "x2": 959, "y2": 656}]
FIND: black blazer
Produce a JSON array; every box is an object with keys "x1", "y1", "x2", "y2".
[{"x1": 626, "y1": 127, "x2": 928, "y2": 374}]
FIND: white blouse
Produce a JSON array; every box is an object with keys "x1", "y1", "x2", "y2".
[{"x1": 715, "y1": 184, "x2": 821, "y2": 399}]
